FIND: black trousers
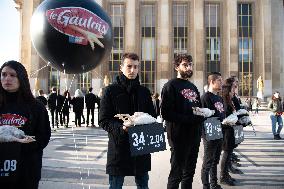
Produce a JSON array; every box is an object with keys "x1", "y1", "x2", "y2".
[
  {"x1": 167, "y1": 136, "x2": 201, "y2": 189},
  {"x1": 49, "y1": 109, "x2": 58, "y2": 127},
  {"x1": 220, "y1": 149, "x2": 233, "y2": 176},
  {"x1": 62, "y1": 112, "x2": 69, "y2": 126},
  {"x1": 86, "y1": 108, "x2": 95, "y2": 125},
  {"x1": 75, "y1": 111, "x2": 82, "y2": 126},
  {"x1": 201, "y1": 138, "x2": 222, "y2": 188}
]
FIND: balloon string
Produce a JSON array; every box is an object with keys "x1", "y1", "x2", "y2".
[
  {"x1": 93, "y1": 70, "x2": 104, "y2": 80},
  {"x1": 30, "y1": 62, "x2": 50, "y2": 77}
]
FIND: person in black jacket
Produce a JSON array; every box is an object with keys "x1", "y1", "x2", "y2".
[
  {"x1": 201, "y1": 72, "x2": 225, "y2": 189},
  {"x1": 219, "y1": 83, "x2": 237, "y2": 186},
  {"x1": 71, "y1": 89, "x2": 84, "y2": 127},
  {"x1": 224, "y1": 77, "x2": 243, "y2": 174},
  {"x1": 0, "y1": 60, "x2": 51, "y2": 189},
  {"x1": 35, "y1": 89, "x2": 47, "y2": 106},
  {"x1": 99, "y1": 53, "x2": 155, "y2": 189},
  {"x1": 62, "y1": 90, "x2": 71, "y2": 127},
  {"x1": 85, "y1": 87, "x2": 98, "y2": 126},
  {"x1": 48, "y1": 87, "x2": 59, "y2": 128},
  {"x1": 161, "y1": 54, "x2": 204, "y2": 189},
  {"x1": 152, "y1": 92, "x2": 160, "y2": 117}
]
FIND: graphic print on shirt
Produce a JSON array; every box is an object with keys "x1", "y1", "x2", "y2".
[
  {"x1": 0, "y1": 113, "x2": 28, "y2": 127},
  {"x1": 181, "y1": 89, "x2": 198, "y2": 103},
  {"x1": 214, "y1": 102, "x2": 224, "y2": 113}
]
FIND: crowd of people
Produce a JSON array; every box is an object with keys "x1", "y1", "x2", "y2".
[
  {"x1": 34, "y1": 86, "x2": 100, "y2": 129},
  {"x1": 98, "y1": 53, "x2": 282, "y2": 189},
  {"x1": 1, "y1": 54, "x2": 283, "y2": 189}
]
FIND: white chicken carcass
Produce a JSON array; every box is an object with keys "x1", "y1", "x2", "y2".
[
  {"x1": 114, "y1": 112, "x2": 157, "y2": 127},
  {"x1": 238, "y1": 116, "x2": 252, "y2": 126},
  {"x1": 0, "y1": 125, "x2": 36, "y2": 143},
  {"x1": 222, "y1": 114, "x2": 238, "y2": 126},
  {"x1": 236, "y1": 109, "x2": 249, "y2": 116},
  {"x1": 192, "y1": 107, "x2": 215, "y2": 118}
]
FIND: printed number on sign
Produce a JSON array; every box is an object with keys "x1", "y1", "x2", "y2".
[
  {"x1": 206, "y1": 122, "x2": 213, "y2": 135},
  {"x1": 132, "y1": 132, "x2": 145, "y2": 146},
  {"x1": 3, "y1": 160, "x2": 17, "y2": 172},
  {"x1": 150, "y1": 134, "x2": 164, "y2": 144}
]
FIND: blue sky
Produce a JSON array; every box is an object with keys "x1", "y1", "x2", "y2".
[{"x1": 0, "y1": 0, "x2": 20, "y2": 66}]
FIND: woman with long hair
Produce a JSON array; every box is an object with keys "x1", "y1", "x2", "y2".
[
  {"x1": 0, "y1": 60, "x2": 51, "y2": 189},
  {"x1": 268, "y1": 91, "x2": 283, "y2": 140},
  {"x1": 220, "y1": 83, "x2": 236, "y2": 186},
  {"x1": 62, "y1": 90, "x2": 71, "y2": 127}
]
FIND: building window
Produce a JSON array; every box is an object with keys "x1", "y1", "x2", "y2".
[
  {"x1": 141, "y1": 4, "x2": 156, "y2": 92},
  {"x1": 48, "y1": 67, "x2": 60, "y2": 91},
  {"x1": 238, "y1": 3, "x2": 253, "y2": 96},
  {"x1": 172, "y1": 3, "x2": 188, "y2": 57},
  {"x1": 109, "y1": 4, "x2": 124, "y2": 82},
  {"x1": 205, "y1": 3, "x2": 220, "y2": 75},
  {"x1": 77, "y1": 72, "x2": 92, "y2": 94}
]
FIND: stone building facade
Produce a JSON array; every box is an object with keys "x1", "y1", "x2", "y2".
[{"x1": 14, "y1": 0, "x2": 284, "y2": 97}]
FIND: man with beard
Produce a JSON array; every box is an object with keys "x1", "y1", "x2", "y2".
[{"x1": 161, "y1": 54, "x2": 204, "y2": 189}]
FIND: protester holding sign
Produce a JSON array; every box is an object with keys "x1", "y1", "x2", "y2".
[
  {"x1": 200, "y1": 72, "x2": 225, "y2": 189},
  {"x1": 0, "y1": 61, "x2": 51, "y2": 189},
  {"x1": 99, "y1": 53, "x2": 155, "y2": 189},
  {"x1": 219, "y1": 83, "x2": 237, "y2": 186},
  {"x1": 161, "y1": 54, "x2": 204, "y2": 189},
  {"x1": 224, "y1": 76, "x2": 243, "y2": 174}
]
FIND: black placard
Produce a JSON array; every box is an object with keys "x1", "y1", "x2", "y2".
[
  {"x1": 203, "y1": 117, "x2": 223, "y2": 141},
  {"x1": 234, "y1": 125, "x2": 244, "y2": 144},
  {"x1": 0, "y1": 142, "x2": 21, "y2": 182},
  {"x1": 128, "y1": 123, "x2": 166, "y2": 156}
]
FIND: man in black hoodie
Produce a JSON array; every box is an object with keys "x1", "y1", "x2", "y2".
[
  {"x1": 161, "y1": 54, "x2": 204, "y2": 189},
  {"x1": 200, "y1": 72, "x2": 225, "y2": 189},
  {"x1": 99, "y1": 53, "x2": 155, "y2": 189}
]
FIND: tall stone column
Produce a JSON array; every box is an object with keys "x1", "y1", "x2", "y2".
[
  {"x1": 222, "y1": 1, "x2": 230, "y2": 79},
  {"x1": 156, "y1": 0, "x2": 170, "y2": 93},
  {"x1": 91, "y1": 0, "x2": 105, "y2": 94},
  {"x1": 191, "y1": 0, "x2": 205, "y2": 92},
  {"x1": 227, "y1": 0, "x2": 238, "y2": 77},
  {"x1": 254, "y1": 0, "x2": 272, "y2": 97},
  {"x1": 271, "y1": 0, "x2": 283, "y2": 94},
  {"x1": 20, "y1": 0, "x2": 33, "y2": 75},
  {"x1": 125, "y1": 0, "x2": 137, "y2": 52}
]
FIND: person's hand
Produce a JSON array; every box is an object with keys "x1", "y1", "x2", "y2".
[
  {"x1": 122, "y1": 126, "x2": 128, "y2": 132},
  {"x1": 16, "y1": 136, "x2": 36, "y2": 143}
]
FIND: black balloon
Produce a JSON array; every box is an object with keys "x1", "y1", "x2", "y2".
[{"x1": 31, "y1": 0, "x2": 113, "y2": 74}]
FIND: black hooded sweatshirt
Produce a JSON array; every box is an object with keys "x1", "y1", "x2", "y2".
[
  {"x1": 0, "y1": 91, "x2": 51, "y2": 184},
  {"x1": 161, "y1": 78, "x2": 204, "y2": 148}
]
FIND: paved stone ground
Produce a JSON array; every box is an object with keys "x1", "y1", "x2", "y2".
[{"x1": 39, "y1": 110, "x2": 284, "y2": 189}]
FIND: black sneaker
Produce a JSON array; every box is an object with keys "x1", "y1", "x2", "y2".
[
  {"x1": 229, "y1": 166, "x2": 243, "y2": 174},
  {"x1": 210, "y1": 183, "x2": 223, "y2": 189},
  {"x1": 232, "y1": 161, "x2": 241, "y2": 167},
  {"x1": 220, "y1": 175, "x2": 235, "y2": 186},
  {"x1": 274, "y1": 135, "x2": 281, "y2": 140}
]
